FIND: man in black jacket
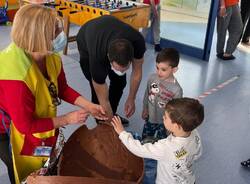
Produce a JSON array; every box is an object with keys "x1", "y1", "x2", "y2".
[{"x1": 76, "y1": 15, "x2": 146, "y2": 125}]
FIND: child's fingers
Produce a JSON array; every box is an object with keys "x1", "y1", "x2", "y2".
[
  {"x1": 111, "y1": 121, "x2": 118, "y2": 132},
  {"x1": 113, "y1": 115, "x2": 121, "y2": 123},
  {"x1": 112, "y1": 116, "x2": 118, "y2": 123},
  {"x1": 115, "y1": 116, "x2": 119, "y2": 122},
  {"x1": 111, "y1": 121, "x2": 116, "y2": 127},
  {"x1": 111, "y1": 118, "x2": 117, "y2": 126}
]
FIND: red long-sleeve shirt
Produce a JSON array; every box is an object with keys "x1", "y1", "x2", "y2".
[{"x1": 0, "y1": 65, "x2": 81, "y2": 134}]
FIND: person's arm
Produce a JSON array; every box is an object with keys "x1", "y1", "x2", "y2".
[
  {"x1": 220, "y1": 0, "x2": 225, "y2": 7},
  {"x1": 173, "y1": 86, "x2": 183, "y2": 98},
  {"x1": 57, "y1": 65, "x2": 81, "y2": 104},
  {"x1": 74, "y1": 96, "x2": 107, "y2": 120},
  {"x1": 219, "y1": 0, "x2": 226, "y2": 17},
  {"x1": 2, "y1": 81, "x2": 87, "y2": 135},
  {"x1": 193, "y1": 130, "x2": 202, "y2": 161},
  {"x1": 142, "y1": 78, "x2": 150, "y2": 120},
  {"x1": 52, "y1": 109, "x2": 89, "y2": 128},
  {"x1": 125, "y1": 57, "x2": 143, "y2": 118},
  {"x1": 57, "y1": 65, "x2": 107, "y2": 120},
  {"x1": 112, "y1": 116, "x2": 166, "y2": 160},
  {"x1": 150, "y1": 0, "x2": 158, "y2": 18},
  {"x1": 119, "y1": 131, "x2": 167, "y2": 160},
  {"x1": 92, "y1": 80, "x2": 113, "y2": 122}
]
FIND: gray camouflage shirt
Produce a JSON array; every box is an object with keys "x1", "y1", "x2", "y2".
[{"x1": 143, "y1": 73, "x2": 183, "y2": 124}]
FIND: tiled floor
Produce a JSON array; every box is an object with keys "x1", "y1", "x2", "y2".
[{"x1": 1, "y1": 24, "x2": 250, "y2": 184}]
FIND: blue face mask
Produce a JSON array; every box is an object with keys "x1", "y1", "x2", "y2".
[{"x1": 52, "y1": 31, "x2": 67, "y2": 53}]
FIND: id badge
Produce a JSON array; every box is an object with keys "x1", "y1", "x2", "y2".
[{"x1": 33, "y1": 146, "x2": 52, "y2": 157}]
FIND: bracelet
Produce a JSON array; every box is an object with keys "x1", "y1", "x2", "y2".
[{"x1": 220, "y1": 6, "x2": 225, "y2": 9}]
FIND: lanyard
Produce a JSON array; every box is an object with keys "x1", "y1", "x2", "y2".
[{"x1": 0, "y1": 108, "x2": 11, "y2": 137}]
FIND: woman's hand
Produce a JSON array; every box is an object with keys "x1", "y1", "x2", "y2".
[
  {"x1": 65, "y1": 109, "x2": 89, "y2": 124},
  {"x1": 74, "y1": 96, "x2": 108, "y2": 121},
  {"x1": 53, "y1": 109, "x2": 89, "y2": 128},
  {"x1": 111, "y1": 116, "x2": 124, "y2": 135}
]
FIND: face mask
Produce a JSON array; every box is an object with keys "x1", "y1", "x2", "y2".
[
  {"x1": 111, "y1": 65, "x2": 126, "y2": 76},
  {"x1": 52, "y1": 31, "x2": 67, "y2": 53}
]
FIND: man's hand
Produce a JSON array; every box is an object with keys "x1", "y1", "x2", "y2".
[
  {"x1": 111, "y1": 116, "x2": 125, "y2": 135},
  {"x1": 126, "y1": 58, "x2": 143, "y2": 118},
  {"x1": 125, "y1": 98, "x2": 135, "y2": 118},
  {"x1": 92, "y1": 80, "x2": 114, "y2": 122},
  {"x1": 102, "y1": 102, "x2": 114, "y2": 123},
  {"x1": 88, "y1": 103, "x2": 108, "y2": 120}
]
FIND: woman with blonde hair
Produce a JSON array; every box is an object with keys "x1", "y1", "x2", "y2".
[{"x1": 0, "y1": 4, "x2": 107, "y2": 183}]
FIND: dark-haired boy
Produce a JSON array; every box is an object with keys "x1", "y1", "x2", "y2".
[
  {"x1": 112, "y1": 97, "x2": 204, "y2": 184},
  {"x1": 141, "y1": 48, "x2": 183, "y2": 142}
]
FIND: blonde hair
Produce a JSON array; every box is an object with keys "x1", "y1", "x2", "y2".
[{"x1": 11, "y1": 4, "x2": 58, "y2": 53}]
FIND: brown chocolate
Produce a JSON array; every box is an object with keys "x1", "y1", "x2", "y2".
[{"x1": 58, "y1": 124, "x2": 144, "y2": 183}]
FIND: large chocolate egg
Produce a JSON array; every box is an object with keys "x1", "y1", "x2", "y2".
[{"x1": 58, "y1": 124, "x2": 144, "y2": 183}]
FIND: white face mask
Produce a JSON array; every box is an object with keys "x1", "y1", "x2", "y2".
[
  {"x1": 52, "y1": 31, "x2": 67, "y2": 53},
  {"x1": 111, "y1": 65, "x2": 126, "y2": 76}
]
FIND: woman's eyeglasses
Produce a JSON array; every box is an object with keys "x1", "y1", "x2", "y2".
[{"x1": 48, "y1": 82, "x2": 61, "y2": 106}]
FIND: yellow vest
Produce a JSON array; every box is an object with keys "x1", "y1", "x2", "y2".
[{"x1": 0, "y1": 43, "x2": 62, "y2": 183}]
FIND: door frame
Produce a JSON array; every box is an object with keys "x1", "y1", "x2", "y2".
[{"x1": 157, "y1": 0, "x2": 219, "y2": 61}]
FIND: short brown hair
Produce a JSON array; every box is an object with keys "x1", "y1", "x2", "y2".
[
  {"x1": 165, "y1": 98, "x2": 204, "y2": 132},
  {"x1": 11, "y1": 4, "x2": 58, "y2": 53},
  {"x1": 156, "y1": 48, "x2": 179, "y2": 68},
  {"x1": 108, "y1": 39, "x2": 134, "y2": 67}
]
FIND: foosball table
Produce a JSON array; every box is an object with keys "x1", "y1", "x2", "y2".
[{"x1": 45, "y1": 0, "x2": 150, "y2": 54}]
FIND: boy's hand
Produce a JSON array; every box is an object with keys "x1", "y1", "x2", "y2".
[
  {"x1": 111, "y1": 116, "x2": 125, "y2": 135},
  {"x1": 141, "y1": 109, "x2": 149, "y2": 120}
]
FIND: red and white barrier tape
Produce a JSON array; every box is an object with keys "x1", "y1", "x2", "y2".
[{"x1": 197, "y1": 75, "x2": 240, "y2": 100}]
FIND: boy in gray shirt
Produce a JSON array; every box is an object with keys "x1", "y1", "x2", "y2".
[{"x1": 142, "y1": 48, "x2": 183, "y2": 141}]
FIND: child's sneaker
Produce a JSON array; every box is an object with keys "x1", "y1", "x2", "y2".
[
  {"x1": 141, "y1": 136, "x2": 158, "y2": 144},
  {"x1": 154, "y1": 44, "x2": 162, "y2": 52}
]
